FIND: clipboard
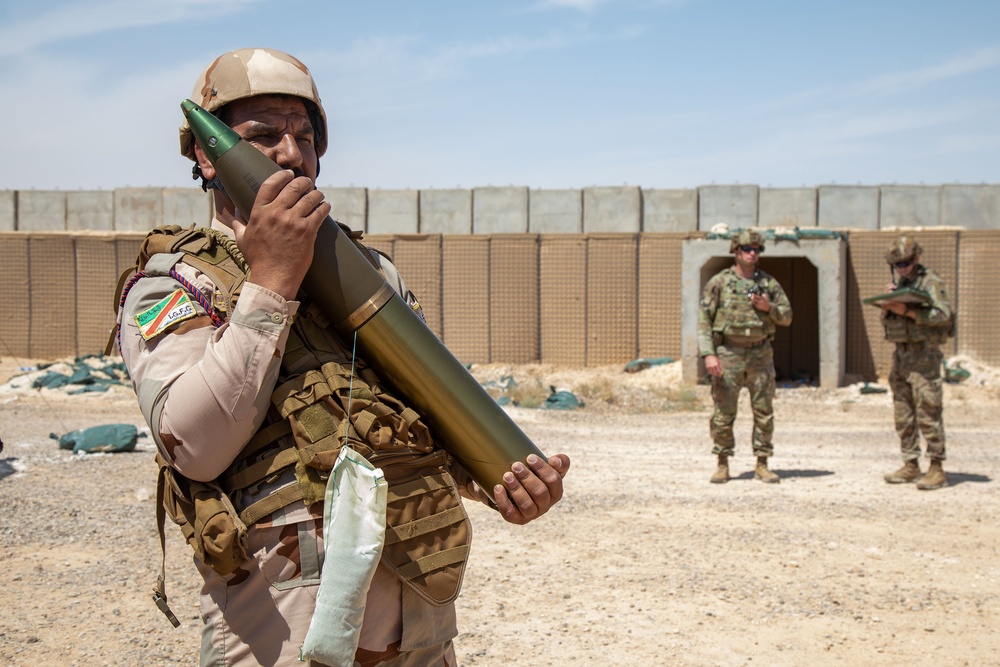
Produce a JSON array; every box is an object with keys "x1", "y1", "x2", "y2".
[{"x1": 863, "y1": 286, "x2": 930, "y2": 307}]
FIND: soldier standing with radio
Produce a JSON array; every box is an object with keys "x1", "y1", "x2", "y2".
[
  {"x1": 880, "y1": 236, "x2": 953, "y2": 490},
  {"x1": 697, "y1": 230, "x2": 793, "y2": 485}
]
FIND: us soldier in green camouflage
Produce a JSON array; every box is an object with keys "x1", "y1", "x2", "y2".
[
  {"x1": 880, "y1": 236, "x2": 953, "y2": 490},
  {"x1": 697, "y1": 230, "x2": 793, "y2": 484}
]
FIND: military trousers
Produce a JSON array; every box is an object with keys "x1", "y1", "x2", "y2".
[
  {"x1": 709, "y1": 342, "x2": 776, "y2": 457},
  {"x1": 888, "y1": 345, "x2": 946, "y2": 461},
  {"x1": 196, "y1": 508, "x2": 458, "y2": 666}
]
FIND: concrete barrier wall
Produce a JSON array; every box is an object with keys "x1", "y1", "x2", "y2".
[
  {"x1": 0, "y1": 191, "x2": 14, "y2": 231},
  {"x1": 641, "y1": 189, "x2": 698, "y2": 232},
  {"x1": 6, "y1": 183, "x2": 997, "y2": 233},
  {"x1": 759, "y1": 188, "x2": 817, "y2": 228},
  {"x1": 368, "y1": 189, "x2": 419, "y2": 234},
  {"x1": 698, "y1": 185, "x2": 758, "y2": 231},
  {"x1": 18, "y1": 191, "x2": 67, "y2": 231},
  {"x1": 321, "y1": 187, "x2": 367, "y2": 231},
  {"x1": 529, "y1": 189, "x2": 582, "y2": 233},
  {"x1": 66, "y1": 191, "x2": 114, "y2": 231},
  {"x1": 420, "y1": 189, "x2": 472, "y2": 234},
  {"x1": 473, "y1": 187, "x2": 528, "y2": 234},
  {"x1": 583, "y1": 186, "x2": 641, "y2": 233},
  {"x1": 818, "y1": 186, "x2": 880, "y2": 229},
  {"x1": 941, "y1": 185, "x2": 1000, "y2": 229}
]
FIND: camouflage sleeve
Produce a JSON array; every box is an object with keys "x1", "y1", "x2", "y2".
[
  {"x1": 696, "y1": 275, "x2": 721, "y2": 357},
  {"x1": 915, "y1": 270, "x2": 953, "y2": 328},
  {"x1": 120, "y1": 261, "x2": 299, "y2": 482},
  {"x1": 765, "y1": 278, "x2": 793, "y2": 327}
]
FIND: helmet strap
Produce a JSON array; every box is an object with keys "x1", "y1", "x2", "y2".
[{"x1": 191, "y1": 163, "x2": 226, "y2": 194}]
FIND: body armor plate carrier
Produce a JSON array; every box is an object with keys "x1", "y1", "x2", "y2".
[{"x1": 115, "y1": 225, "x2": 471, "y2": 622}]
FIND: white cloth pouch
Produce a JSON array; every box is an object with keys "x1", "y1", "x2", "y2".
[{"x1": 300, "y1": 447, "x2": 387, "y2": 665}]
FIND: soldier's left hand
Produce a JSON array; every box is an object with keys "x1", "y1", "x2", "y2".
[
  {"x1": 882, "y1": 301, "x2": 907, "y2": 316},
  {"x1": 750, "y1": 293, "x2": 772, "y2": 312},
  {"x1": 494, "y1": 453, "x2": 571, "y2": 525}
]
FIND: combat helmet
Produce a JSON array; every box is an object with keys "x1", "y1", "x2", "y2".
[
  {"x1": 179, "y1": 47, "x2": 328, "y2": 162},
  {"x1": 885, "y1": 236, "x2": 923, "y2": 265},
  {"x1": 729, "y1": 229, "x2": 766, "y2": 253}
]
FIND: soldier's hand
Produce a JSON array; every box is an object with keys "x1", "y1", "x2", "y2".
[
  {"x1": 883, "y1": 301, "x2": 907, "y2": 316},
  {"x1": 750, "y1": 293, "x2": 772, "y2": 312},
  {"x1": 704, "y1": 354, "x2": 723, "y2": 377},
  {"x1": 493, "y1": 453, "x2": 570, "y2": 525},
  {"x1": 232, "y1": 169, "x2": 331, "y2": 300}
]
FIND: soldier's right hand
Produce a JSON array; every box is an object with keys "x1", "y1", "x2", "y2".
[
  {"x1": 233, "y1": 170, "x2": 331, "y2": 300},
  {"x1": 704, "y1": 354, "x2": 723, "y2": 377}
]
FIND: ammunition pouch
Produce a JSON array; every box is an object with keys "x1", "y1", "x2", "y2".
[
  {"x1": 883, "y1": 315, "x2": 911, "y2": 343},
  {"x1": 157, "y1": 456, "x2": 249, "y2": 577},
  {"x1": 379, "y1": 450, "x2": 471, "y2": 606},
  {"x1": 713, "y1": 311, "x2": 770, "y2": 347},
  {"x1": 883, "y1": 313, "x2": 950, "y2": 346},
  {"x1": 270, "y1": 360, "x2": 470, "y2": 606}
]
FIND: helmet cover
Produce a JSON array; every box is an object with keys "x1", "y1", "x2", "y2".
[
  {"x1": 729, "y1": 229, "x2": 766, "y2": 253},
  {"x1": 179, "y1": 48, "x2": 328, "y2": 161},
  {"x1": 885, "y1": 236, "x2": 923, "y2": 264}
]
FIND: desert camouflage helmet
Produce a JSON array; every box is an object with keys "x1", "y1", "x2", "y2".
[
  {"x1": 885, "y1": 236, "x2": 923, "y2": 264},
  {"x1": 179, "y1": 48, "x2": 328, "y2": 161},
  {"x1": 729, "y1": 229, "x2": 766, "y2": 253}
]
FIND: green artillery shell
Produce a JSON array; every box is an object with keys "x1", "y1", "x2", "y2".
[{"x1": 181, "y1": 99, "x2": 545, "y2": 501}]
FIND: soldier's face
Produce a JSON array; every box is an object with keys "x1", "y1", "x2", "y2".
[
  {"x1": 220, "y1": 95, "x2": 320, "y2": 182},
  {"x1": 895, "y1": 256, "x2": 918, "y2": 279},
  {"x1": 735, "y1": 245, "x2": 760, "y2": 269}
]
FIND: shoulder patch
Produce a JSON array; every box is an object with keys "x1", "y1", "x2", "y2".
[{"x1": 135, "y1": 289, "x2": 197, "y2": 341}]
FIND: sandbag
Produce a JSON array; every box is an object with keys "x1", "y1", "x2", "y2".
[{"x1": 53, "y1": 424, "x2": 138, "y2": 453}]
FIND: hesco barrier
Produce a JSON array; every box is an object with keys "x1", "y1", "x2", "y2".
[{"x1": 0, "y1": 230, "x2": 996, "y2": 382}]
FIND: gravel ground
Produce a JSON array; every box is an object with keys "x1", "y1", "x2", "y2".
[{"x1": 1, "y1": 357, "x2": 999, "y2": 666}]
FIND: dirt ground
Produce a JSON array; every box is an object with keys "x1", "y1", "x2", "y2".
[{"x1": 2, "y1": 355, "x2": 999, "y2": 667}]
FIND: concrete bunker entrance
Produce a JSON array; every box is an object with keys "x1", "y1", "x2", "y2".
[{"x1": 681, "y1": 237, "x2": 846, "y2": 389}]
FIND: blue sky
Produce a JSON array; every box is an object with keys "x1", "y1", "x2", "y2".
[{"x1": 1, "y1": 0, "x2": 998, "y2": 191}]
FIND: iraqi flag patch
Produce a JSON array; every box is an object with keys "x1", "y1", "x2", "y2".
[{"x1": 135, "y1": 289, "x2": 197, "y2": 341}]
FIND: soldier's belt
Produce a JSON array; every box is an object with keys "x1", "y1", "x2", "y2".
[{"x1": 721, "y1": 338, "x2": 768, "y2": 350}]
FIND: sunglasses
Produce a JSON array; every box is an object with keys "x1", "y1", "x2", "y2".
[
  {"x1": 895, "y1": 259, "x2": 914, "y2": 269},
  {"x1": 739, "y1": 245, "x2": 761, "y2": 254}
]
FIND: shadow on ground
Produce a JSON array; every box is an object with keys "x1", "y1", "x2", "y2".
[
  {"x1": 0, "y1": 458, "x2": 16, "y2": 482},
  {"x1": 945, "y1": 472, "x2": 991, "y2": 487},
  {"x1": 732, "y1": 468, "x2": 835, "y2": 481}
]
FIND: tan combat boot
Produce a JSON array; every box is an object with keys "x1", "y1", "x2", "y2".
[
  {"x1": 710, "y1": 455, "x2": 729, "y2": 484},
  {"x1": 884, "y1": 459, "x2": 921, "y2": 484},
  {"x1": 916, "y1": 460, "x2": 948, "y2": 490},
  {"x1": 754, "y1": 456, "x2": 780, "y2": 484}
]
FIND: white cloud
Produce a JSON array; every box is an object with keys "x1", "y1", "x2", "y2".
[
  {"x1": 0, "y1": 50, "x2": 204, "y2": 189},
  {"x1": 533, "y1": 0, "x2": 612, "y2": 11},
  {"x1": 0, "y1": 0, "x2": 261, "y2": 56},
  {"x1": 850, "y1": 45, "x2": 1000, "y2": 98},
  {"x1": 530, "y1": 0, "x2": 693, "y2": 12},
  {"x1": 758, "y1": 45, "x2": 1000, "y2": 114}
]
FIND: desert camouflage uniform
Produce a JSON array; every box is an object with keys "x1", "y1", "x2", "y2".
[
  {"x1": 882, "y1": 265, "x2": 953, "y2": 462},
  {"x1": 697, "y1": 267, "x2": 793, "y2": 457},
  {"x1": 120, "y1": 220, "x2": 458, "y2": 667}
]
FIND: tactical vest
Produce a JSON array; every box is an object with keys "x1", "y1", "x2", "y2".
[
  {"x1": 882, "y1": 268, "x2": 954, "y2": 345},
  {"x1": 711, "y1": 270, "x2": 775, "y2": 344},
  {"x1": 115, "y1": 225, "x2": 471, "y2": 624}
]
